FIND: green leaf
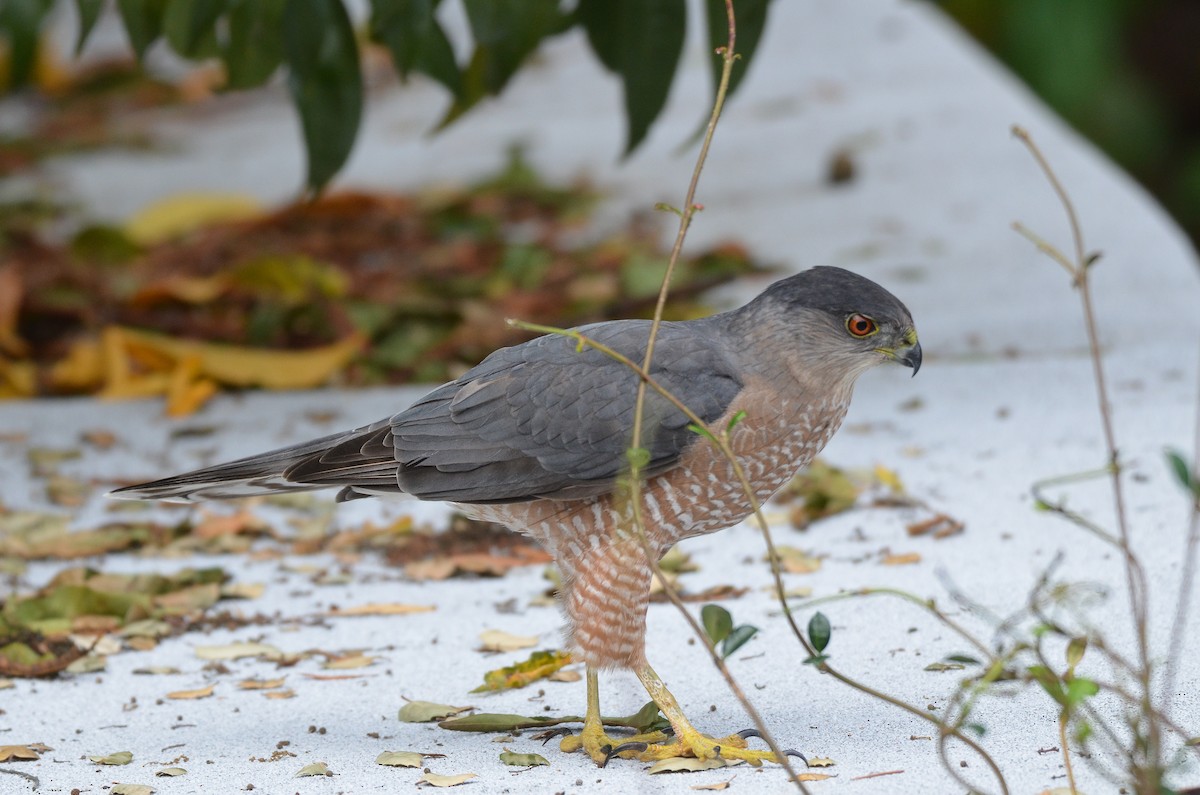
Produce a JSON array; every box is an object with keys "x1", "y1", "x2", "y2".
[
  {"x1": 578, "y1": 0, "x2": 687, "y2": 154},
  {"x1": 807, "y1": 611, "x2": 831, "y2": 653},
  {"x1": 162, "y1": 0, "x2": 224, "y2": 58},
  {"x1": 369, "y1": 0, "x2": 462, "y2": 96},
  {"x1": 74, "y1": 0, "x2": 104, "y2": 55},
  {"x1": 89, "y1": 750, "x2": 134, "y2": 765},
  {"x1": 700, "y1": 603, "x2": 732, "y2": 645},
  {"x1": 116, "y1": 0, "x2": 168, "y2": 60},
  {"x1": 802, "y1": 653, "x2": 828, "y2": 666},
  {"x1": 398, "y1": 700, "x2": 471, "y2": 723},
  {"x1": 945, "y1": 654, "x2": 982, "y2": 665},
  {"x1": 721, "y1": 624, "x2": 758, "y2": 658},
  {"x1": 1064, "y1": 676, "x2": 1099, "y2": 707},
  {"x1": 0, "y1": 0, "x2": 54, "y2": 90},
  {"x1": 1066, "y1": 636, "x2": 1087, "y2": 669},
  {"x1": 438, "y1": 712, "x2": 560, "y2": 732},
  {"x1": 499, "y1": 749, "x2": 550, "y2": 767},
  {"x1": 439, "y1": 0, "x2": 562, "y2": 128},
  {"x1": 282, "y1": 0, "x2": 363, "y2": 194},
  {"x1": 223, "y1": 0, "x2": 285, "y2": 89},
  {"x1": 1166, "y1": 449, "x2": 1200, "y2": 498}
]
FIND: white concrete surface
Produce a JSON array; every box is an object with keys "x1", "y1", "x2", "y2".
[{"x1": 2, "y1": 1, "x2": 1199, "y2": 793}]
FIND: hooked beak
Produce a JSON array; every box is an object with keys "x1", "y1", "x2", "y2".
[{"x1": 899, "y1": 341, "x2": 922, "y2": 376}]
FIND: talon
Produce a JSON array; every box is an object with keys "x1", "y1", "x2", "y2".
[
  {"x1": 535, "y1": 727, "x2": 574, "y2": 745},
  {"x1": 784, "y1": 749, "x2": 809, "y2": 766},
  {"x1": 737, "y1": 728, "x2": 764, "y2": 740},
  {"x1": 602, "y1": 741, "x2": 648, "y2": 768}
]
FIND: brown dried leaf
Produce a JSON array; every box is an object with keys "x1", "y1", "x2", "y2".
[
  {"x1": 327, "y1": 603, "x2": 435, "y2": 617},
  {"x1": 775, "y1": 546, "x2": 822, "y2": 575},
  {"x1": 167, "y1": 684, "x2": 214, "y2": 700},
  {"x1": 478, "y1": 630, "x2": 538, "y2": 653},
  {"x1": 691, "y1": 777, "x2": 735, "y2": 791},
  {"x1": 264, "y1": 689, "x2": 296, "y2": 700},
  {"x1": 0, "y1": 744, "x2": 41, "y2": 762},
  {"x1": 881, "y1": 552, "x2": 921, "y2": 566},
  {"x1": 238, "y1": 677, "x2": 286, "y2": 690}
]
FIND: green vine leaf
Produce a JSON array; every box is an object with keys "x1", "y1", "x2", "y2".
[
  {"x1": 700, "y1": 603, "x2": 732, "y2": 645},
  {"x1": 578, "y1": 0, "x2": 687, "y2": 155},
  {"x1": 807, "y1": 611, "x2": 831, "y2": 653},
  {"x1": 282, "y1": 0, "x2": 363, "y2": 194},
  {"x1": 369, "y1": 0, "x2": 463, "y2": 97}
]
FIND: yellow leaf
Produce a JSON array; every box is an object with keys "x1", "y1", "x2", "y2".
[
  {"x1": 124, "y1": 192, "x2": 262, "y2": 246},
  {"x1": 691, "y1": 777, "x2": 735, "y2": 791},
  {"x1": 167, "y1": 684, "x2": 214, "y2": 700},
  {"x1": 808, "y1": 756, "x2": 836, "y2": 767},
  {"x1": 295, "y1": 761, "x2": 331, "y2": 778},
  {"x1": 873, "y1": 464, "x2": 905, "y2": 493},
  {"x1": 327, "y1": 603, "x2": 436, "y2": 617},
  {"x1": 881, "y1": 552, "x2": 921, "y2": 566},
  {"x1": 48, "y1": 337, "x2": 105, "y2": 391},
  {"x1": 238, "y1": 678, "x2": 286, "y2": 690},
  {"x1": 264, "y1": 689, "x2": 296, "y2": 700},
  {"x1": 0, "y1": 744, "x2": 41, "y2": 762},
  {"x1": 478, "y1": 629, "x2": 539, "y2": 653},
  {"x1": 323, "y1": 654, "x2": 376, "y2": 670},
  {"x1": 417, "y1": 772, "x2": 477, "y2": 788},
  {"x1": 113, "y1": 326, "x2": 364, "y2": 391},
  {"x1": 0, "y1": 355, "x2": 35, "y2": 399},
  {"x1": 472, "y1": 650, "x2": 573, "y2": 693}
]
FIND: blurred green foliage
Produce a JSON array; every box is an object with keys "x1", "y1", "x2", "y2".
[{"x1": 939, "y1": 0, "x2": 1200, "y2": 249}]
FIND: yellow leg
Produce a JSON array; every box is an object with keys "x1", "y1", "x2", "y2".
[
  {"x1": 559, "y1": 665, "x2": 669, "y2": 765},
  {"x1": 632, "y1": 664, "x2": 783, "y2": 767}
]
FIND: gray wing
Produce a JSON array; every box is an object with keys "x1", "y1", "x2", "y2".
[
  {"x1": 287, "y1": 319, "x2": 743, "y2": 504},
  {"x1": 386, "y1": 320, "x2": 743, "y2": 502},
  {"x1": 118, "y1": 320, "x2": 743, "y2": 505}
]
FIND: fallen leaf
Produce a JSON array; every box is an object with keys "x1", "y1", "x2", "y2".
[
  {"x1": 774, "y1": 546, "x2": 822, "y2": 575},
  {"x1": 167, "y1": 684, "x2": 214, "y2": 700},
  {"x1": 111, "y1": 785, "x2": 155, "y2": 795},
  {"x1": 649, "y1": 757, "x2": 737, "y2": 773},
  {"x1": 133, "y1": 666, "x2": 181, "y2": 675},
  {"x1": 499, "y1": 748, "x2": 549, "y2": 767},
  {"x1": 417, "y1": 772, "x2": 477, "y2": 787},
  {"x1": 0, "y1": 744, "x2": 41, "y2": 762},
  {"x1": 220, "y1": 582, "x2": 265, "y2": 600},
  {"x1": 808, "y1": 756, "x2": 836, "y2": 767},
  {"x1": 478, "y1": 629, "x2": 539, "y2": 653},
  {"x1": 194, "y1": 642, "x2": 280, "y2": 661},
  {"x1": 327, "y1": 603, "x2": 435, "y2": 617},
  {"x1": 155, "y1": 767, "x2": 187, "y2": 776},
  {"x1": 398, "y1": 700, "x2": 472, "y2": 723},
  {"x1": 81, "y1": 429, "x2": 118, "y2": 449},
  {"x1": 548, "y1": 669, "x2": 581, "y2": 683},
  {"x1": 923, "y1": 662, "x2": 965, "y2": 673},
  {"x1": 238, "y1": 677, "x2": 286, "y2": 690},
  {"x1": 881, "y1": 552, "x2": 921, "y2": 566},
  {"x1": 472, "y1": 650, "x2": 573, "y2": 693},
  {"x1": 264, "y1": 689, "x2": 296, "y2": 700},
  {"x1": 89, "y1": 750, "x2": 133, "y2": 765},
  {"x1": 376, "y1": 751, "x2": 423, "y2": 768},
  {"x1": 295, "y1": 761, "x2": 331, "y2": 777},
  {"x1": 778, "y1": 459, "x2": 862, "y2": 528},
  {"x1": 323, "y1": 654, "x2": 376, "y2": 670},
  {"x1": 0, "y1": 679, "x2": 13, "y2": 690},
  {"x1": 691, "y1": 777, "x2": 735, "y2": 791},
  {"x1": 797, "y1": 773, "x2": 835, "y2": 781},
  {"x1": 124, "y1": 192, "x2": 262, "y2": 246}
]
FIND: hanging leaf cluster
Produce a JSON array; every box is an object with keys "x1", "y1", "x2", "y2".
[{"x1": 1, "y1": 0, "x2": 774, "y2": 192}]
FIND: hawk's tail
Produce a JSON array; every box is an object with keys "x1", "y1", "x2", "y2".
[{"x1": 108, "y1": 418, "x2": 400, "y2": 504}]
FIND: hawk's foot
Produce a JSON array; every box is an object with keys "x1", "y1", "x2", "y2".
[
  {"x1": 630, "y1": 726, "x2": 804, "y2": 766},
  {"x1": 559, "y1": 720, "x2": 670, "y2": 766}
]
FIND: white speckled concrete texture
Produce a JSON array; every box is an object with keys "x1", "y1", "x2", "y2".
[{"x1": 3, "y1": 1, "x2": 1199, "y2": 793}]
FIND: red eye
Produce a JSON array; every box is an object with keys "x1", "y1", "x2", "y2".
[{"x1": 846, "y1": 313, "x2": 877, "y2": 338}]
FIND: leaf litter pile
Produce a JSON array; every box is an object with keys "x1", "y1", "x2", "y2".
[{"x1": 1, "y1": 147, "x2": 766, "y2": 414}]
